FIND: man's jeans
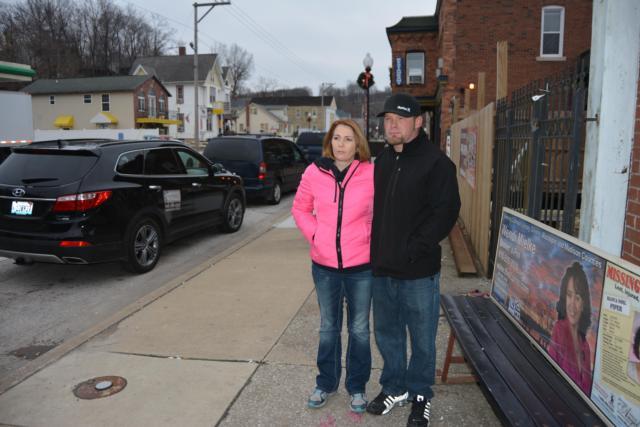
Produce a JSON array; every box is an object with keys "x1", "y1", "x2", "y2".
[
  {"x1": 312, "y1": 264, "x2": 372, "y2": 394},
  {"x1": 372, "y1": 272, "x2": 440, "y2": 399}
]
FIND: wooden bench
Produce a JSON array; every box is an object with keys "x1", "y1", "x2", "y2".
[{"x1": 440, "y1": 294, "x2": 604, "y2": 427}]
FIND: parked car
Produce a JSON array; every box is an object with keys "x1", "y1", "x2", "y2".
[
  {"x1": 203, "y1": 135, "x2": 308, "y2": 204},
  {"x1": 295, "y1": 131, "x2": 326, "y2": 162},
  {"x1": 0, "y1": 139, "x2": 245, "y2": 273}
]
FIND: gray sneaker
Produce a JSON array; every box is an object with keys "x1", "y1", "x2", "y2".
[
  {"x1": 350, "y1": 393, "x2": 367, "y2": 413},
  {"x1": 307, "y1": 388, "x2": 330, "y2": 409}
]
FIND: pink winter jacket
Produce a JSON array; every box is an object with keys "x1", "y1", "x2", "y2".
[{"x1": 292, "y1": 159, "x2": 374, "y2": 269}]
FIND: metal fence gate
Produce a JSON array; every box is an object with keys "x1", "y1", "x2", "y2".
[{"x1": 489, "y1": 55, "x2": 590, "y2": 276}]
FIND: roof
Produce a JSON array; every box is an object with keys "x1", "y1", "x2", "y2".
[
  {"x1": 22, "y1": 75, "x2": 167, "y2": 95},
  {"x1": 130, "y1": 54, "x2": 217, "y2": 82},
  {"x1": 251, "y1": 96, "x2": 334, "y2": 107},
  {"x1": 386, "y1": 16, "x2": 438, "y2": 35}
]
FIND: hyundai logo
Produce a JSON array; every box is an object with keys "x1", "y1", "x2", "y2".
[{"x1": 12, "y1": 188, "x2": 26, "y2": 197}]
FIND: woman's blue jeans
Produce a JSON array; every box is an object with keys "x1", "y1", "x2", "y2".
[
  {"x1": 372, "y1": 272, "x2": 440, "y2": 399},
  {"x1": 311, "y1": 264, "x2": 372, "y2": 394}
]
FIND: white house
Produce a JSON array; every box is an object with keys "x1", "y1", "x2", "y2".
[{"x1": 131, "y1": 47, "x2": 231, "y2": 143}]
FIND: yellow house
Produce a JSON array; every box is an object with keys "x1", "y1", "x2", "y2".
[{"x1": 22, "y1": 75, "x2": 176, "y2": 132}]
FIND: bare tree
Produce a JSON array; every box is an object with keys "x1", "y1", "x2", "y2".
[{"x1": 219, "y1": 43, "x2": 254, "y2": 99}]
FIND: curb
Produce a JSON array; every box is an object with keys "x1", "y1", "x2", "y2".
[{"x1": 0, "y1": 209, "x2": 293, "y2": 396}]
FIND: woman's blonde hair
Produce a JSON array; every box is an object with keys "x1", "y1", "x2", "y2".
[{"x1": 321, "y1": 119, "x2": 371, "y2": 162}]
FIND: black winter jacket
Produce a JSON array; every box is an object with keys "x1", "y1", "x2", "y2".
[{"x1": 371, "y1": 130, "x2": 461, "y2": 279}]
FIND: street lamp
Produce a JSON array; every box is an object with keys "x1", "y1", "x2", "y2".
[
  {"x1": 357, "y1": 53, "x2": 375, "y2": 141},
  {"x1": 193, "y1": 1, "x2": 230, "y2": 149}
]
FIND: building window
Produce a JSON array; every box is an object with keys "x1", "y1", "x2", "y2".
[
  {"x1": 251, "y1": 107, "x2": 257, "y2": 115},
  {"x1": 206, "y1": 113, "x2": 212, "y2": 131},
  {"x1": 296, "y1": 109, "x2": 300, "y2": 118},
  {"x1": 540, "y1": 6, "x2": 565, "y2": 57},
  {"x1": 138, "y1": 93, "x2": 146, "y2": 112},
  {"x1": 159, "y1": 96, "x2": 166, "y2": 113},
  {"x1": 177, "y1": 112, "x2": 185, "y2": 133},
  {"x1": 406, "y1": 52, "x2": 425, "y2": 84},
  {"x1": 176, "y1": 85, "x2": 184, "y2": 104},
  {"x1": 209, "y1": 87, "x2": 216, "y2": 104},
  {"x1": 49, "y1": 95, "x2": 55, "y2": 105},
  {"x1": 311, "y1": 109, "x2": 317, "y2": 118},
  {"x1": 101, "y1": 94, "x2": 110, "y2": 112},
  {"x1": 83, "y1": 94, "x2": 92, "y2": 104}
]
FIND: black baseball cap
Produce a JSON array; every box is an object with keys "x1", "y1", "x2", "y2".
[{"x1": 377, "y1": 93, "x2": 422, "y2": 118}]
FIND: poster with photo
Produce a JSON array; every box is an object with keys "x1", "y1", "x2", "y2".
[
  {"x1": 492, "y1": 209, "x2": 605, "y2": 397},
  {"x1": 459, "y1": 127, "x2": 477, "y2": 189},
  {"x1": 591, "y1": 262, "x2": 640, "y2": 426}
]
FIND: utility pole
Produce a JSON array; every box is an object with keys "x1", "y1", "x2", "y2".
[
  {"x1": 320, "y1": 82, "x2": 334, "y2": 131},
  {"x1": 193, "y1": 1, "x2": 230, "y2": 149}
]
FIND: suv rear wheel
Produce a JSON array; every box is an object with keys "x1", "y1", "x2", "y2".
[
  {"x1": 268, "y1": 182, "x2": 281, "y2": 205},
  {"x1": 123, "y1": 216, "x2": 162, "y2": 273},
  {"x1": 222, "y1": 193, "x2": 244, "y2": 233}
]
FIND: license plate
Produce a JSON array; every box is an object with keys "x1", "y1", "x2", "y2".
[{"x1": 11, "y1": 200, "x2": 33, "y2": 216}]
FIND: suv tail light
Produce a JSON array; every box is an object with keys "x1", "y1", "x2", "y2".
[
  {"x1": 53, "y1": 191, "x2": 112, "y2": 212},
  {"x1": 258, "y1": 162, "x2": 267, "y2": 180}
]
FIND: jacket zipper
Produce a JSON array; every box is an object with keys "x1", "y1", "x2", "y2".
[{"x1": 327, "y1": 162, "x2": 360, "y2": 270}]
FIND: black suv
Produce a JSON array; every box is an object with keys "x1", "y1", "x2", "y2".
[
  {"x1": 204, "y1": 135, "x2": 308, "y2": 204},
  {"x1": 295, "y1": 131, "x2": 326, "y2": 163},
  {"x1": 0, "y1": 139, "x2": 245, "y2": 273}
]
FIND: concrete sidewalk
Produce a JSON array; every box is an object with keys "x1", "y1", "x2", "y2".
[{"x1": 0, "y1": 217, "x2": 500, "y2": 426}]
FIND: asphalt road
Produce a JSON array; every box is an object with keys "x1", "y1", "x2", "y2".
[{"x1": 0, "y1": 196, "x2": 294, "y2": 380}]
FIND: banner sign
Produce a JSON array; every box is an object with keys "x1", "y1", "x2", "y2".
[
  {"x1": 492, "y1": 209, "x2": 640, "y2": 425},
  {"x1": 395, "y1": 56, "x2": 404, "y2": 86}
]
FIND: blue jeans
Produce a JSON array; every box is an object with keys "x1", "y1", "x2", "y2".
[
  {"x1": 372, "y1": 273, "x2": 440, "y2": 399},
  {"x1": 312, "y1": 264, "x2": 372, "y2": 394}
]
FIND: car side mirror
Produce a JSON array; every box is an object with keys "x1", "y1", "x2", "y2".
[{"x1": 211, "y1": 163, "x2": 224, "y2": 174}]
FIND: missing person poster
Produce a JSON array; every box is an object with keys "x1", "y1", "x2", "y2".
[
  {"x1": 459, "y1": 127, "x2": 477, "y2": 189},
  {"x1": 492, "y1": 208, "x2": 640, "y2": 426},
  {"x1": 591, "y1": 262, "x2": 640, "y2": 426},
  {"x1": 492, "y1": 209, "x2": 605, "y2": 398}
]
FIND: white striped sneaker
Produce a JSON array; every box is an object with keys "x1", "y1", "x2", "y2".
[
  {"x1": 407, "y1": 395, "x2": 431, "y2": 426},
  {"x1": 366, "y1": 391, "x2": 409, "y2": 415}
]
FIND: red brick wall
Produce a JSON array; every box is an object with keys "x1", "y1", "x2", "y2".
[
  {"x1": 134, "y1": 78, "x2": 170, "y2": 125},
  {"x1": 390, "y1": 0, "x2": 591, "y2": 148},
  {"x1": 389, "y1": 32, "x2": 439, "y2": 97},
  {"x1": 622, "y1": 69, "x2": 640, "y2": 264}
]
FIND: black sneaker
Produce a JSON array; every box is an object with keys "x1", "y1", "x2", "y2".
[
  {"x1": 366, "y1": 391, "x2": 409, "y2": 415},
  {"x1": 407, "y1": 395, "x2": 431, "y2": 426}
]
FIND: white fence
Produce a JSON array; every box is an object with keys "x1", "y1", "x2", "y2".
[{"x1": 34, "y1": 128, "x2": 159, "y2": 141}]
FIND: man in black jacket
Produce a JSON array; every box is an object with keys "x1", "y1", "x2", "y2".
[{"x1": 366, "y1": 93, "x2": 460, "y2": 427}]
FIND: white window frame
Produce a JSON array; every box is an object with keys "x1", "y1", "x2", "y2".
[
  {"x1": 159, "y1": 96, "x2": 165, "y2": 113},
  {"x1": 406, "y1": 52, "x2": 425, "y2": 85},
  {"x1": 49, "y1": 95, "x2": 55, "y2": 105},
  {"x1": 138, "y1": 93, "x2": 146, "y2": 112},
  {"x1": 83, "y1": 94, "x2": 92, "y2": 104},
  {"x1": 539, "y1": 6, "x2": 565, "y2": 59},
  {"x1": 176, "y1": 85, "x2": 184, "y2": 104}
]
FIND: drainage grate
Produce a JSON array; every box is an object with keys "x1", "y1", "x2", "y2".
[{"x1": 73, "y1": 376, "x2": 127, "y2": 399}]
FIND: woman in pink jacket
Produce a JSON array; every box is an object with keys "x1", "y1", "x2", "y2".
[{"x1": 292, "y1": 119, "x2": 374, "y2": 413}]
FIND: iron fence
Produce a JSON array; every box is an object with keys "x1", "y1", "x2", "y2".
[{"x1": 489, "y1": 55, "x2": 590, "y2": 275}]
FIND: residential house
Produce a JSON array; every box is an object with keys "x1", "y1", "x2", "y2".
[
  {"x1": 22, "y1": 75, "x2": 174, "y2": 132},
  {"x1": 235, "y1": 102, "x2": 288, "y2": 135},
  {"x1": 386, "y1": 0, "x2": 592, "y2": 146},
  {"x1": 247, "y1": 96, "x2": 337, "y2": 137},
  {"x1": 130, "y1": 47, "x2": 230, "y2": 143}
]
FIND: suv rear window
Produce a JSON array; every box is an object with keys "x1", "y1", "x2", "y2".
[
  {"x1": 296, "y1": 132, "x2": 326, "y2": 146},
  {"x1": 205, "y1": 138, "x2": 261, "y2": 163},
  {"x1": 0, "y1": 151, "x2": 98, "y2": 186}
]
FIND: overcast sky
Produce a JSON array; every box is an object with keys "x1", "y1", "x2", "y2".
[{"x1": 118, "y1": 0, "x2": 438, "y2": 94}]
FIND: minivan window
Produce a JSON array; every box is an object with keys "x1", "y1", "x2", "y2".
[
  {"x1": 0, "y1": 152, "x2": 98, "y2": 186},
  {"x1": 205, "y1": 138, "x2": 261, "y2": 163},
  {"x1": 144, "y1": 148, "x2": 185, "y2": 175},
  {"x1": 116, "y1": 150, "x2": 145, "y2": 175},
  {"x1": 296, "y1": 132, "x2": 326, "y2": 146}
]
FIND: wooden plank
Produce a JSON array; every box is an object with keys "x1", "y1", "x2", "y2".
[
  {"x1": 496, "y1": 41, "x2": 508, "y2": 100},
  {"x1": 448, "y1": 222, "x2": 477, "y2": 275}
]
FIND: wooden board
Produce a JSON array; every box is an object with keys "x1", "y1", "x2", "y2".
[{"x1": 448, "y1": 223, "x2": 478, "y2": 275}]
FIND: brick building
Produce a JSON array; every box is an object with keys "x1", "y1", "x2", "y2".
[
  {"x1": 623, "y1": 70, "x2": 640, "y2": 264},
  {"x1": 386, "y1": 0, "x2": 592, "y2": 147}
]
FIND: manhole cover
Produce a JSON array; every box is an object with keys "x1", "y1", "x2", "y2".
[{"x1": 73, "y1": 376, "x2": 127, "y2": 399}]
